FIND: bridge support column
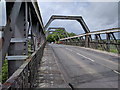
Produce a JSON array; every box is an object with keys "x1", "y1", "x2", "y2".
[{"x1": 7, "y1": 2, "x2": 28, "y2": 77}]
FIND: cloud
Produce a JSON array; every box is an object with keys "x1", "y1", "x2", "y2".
[
  {"x1": 38, "y1": 2, "x2": 118, "y2": 34},
  {"x1": 38, "y1": 0, "x2": 119, "y2": 2}
]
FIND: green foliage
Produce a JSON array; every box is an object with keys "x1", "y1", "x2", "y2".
[
  {"x1": 2, "y1": 60, "x2": 8, "y2": 83},
  {"x1": 47, "y1": 34, "x2": 55, "y2": 43},
  {"x1": 47, "y1": 29, "x2": 76, "y2": 42},
  {"x1": 68, "y1": 32, "x2": 76, "y2": 37}
]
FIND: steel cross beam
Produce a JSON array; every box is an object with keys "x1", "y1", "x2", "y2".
[{"x1": 44, "y1": 15, "x2": 90, "y2": 33}]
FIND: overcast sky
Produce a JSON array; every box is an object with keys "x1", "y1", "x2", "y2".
[
  {"x1": 0, "y1": 0, "x2": 6, "y2": 27},
  {"x1": 38, "y1": 1, "x2": 118, "y2": 34}
]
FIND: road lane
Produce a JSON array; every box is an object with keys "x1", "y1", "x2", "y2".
[
  {"x1": 67, "y1": 46, "x2": 118, "y2": 70},
  {"x1": 53, "y1": 44, "x2": 118, "y2": 71},
  {"x1": 50, "y1": 44, "x2": 119, "y2": 88},
  {"x1": 65, "y1": 47, "x2": 119, "y2": 73}
]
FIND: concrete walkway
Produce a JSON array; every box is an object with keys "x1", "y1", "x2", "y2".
[{"x1": 36, "y1": 44, "x2": 68, "y2": 88}]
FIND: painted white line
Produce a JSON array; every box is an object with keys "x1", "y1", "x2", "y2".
[
  {"x1": 66, "y1": 48, "x2": 95, "y2": 62},
  {"x1": 76, "y1": 53, "x2": 95, "y2": 62},
  {"x1": 66, "y1": 48, "x2": 73, "y2": 52},
  {"x1": 66, "y1": 47, "x2": 120, "y2": 75},
  {"x1": 113, "y1": 70, "x2": 120, "y2": 74}
]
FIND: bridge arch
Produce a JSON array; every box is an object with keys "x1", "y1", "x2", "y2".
[{"x1": 45, "y1": 15, "x2": 90, "y2": 33}]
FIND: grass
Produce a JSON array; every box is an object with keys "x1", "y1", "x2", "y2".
[
  {"x1": 2, "y1": 42, "x2": 32, "y2": 83},
  {"x1": 2, "y1": 60, "x2": 8, "y2": 83},
  {"x1": 96, "y1": 45, "x2": 118, "y2": 54},
  {"x1": 110, "y1": 45, "x2": 118, "y2": 53}
]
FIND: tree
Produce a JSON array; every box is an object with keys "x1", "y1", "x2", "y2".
[{"x1": 47, "y1": 29, "x2": 76, "y2": 43}]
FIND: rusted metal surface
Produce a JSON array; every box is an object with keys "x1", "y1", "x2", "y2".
[{"x1": 2, "y1": 43, "x2": 46, "y2": 89}]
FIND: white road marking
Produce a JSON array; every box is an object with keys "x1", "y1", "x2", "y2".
[
  {"x1": 65, "y1": 47, "x2": 120, "y2": 75},
  {"x1": 113, "y1": 70, "x2": 120, "y2": 74},
  {"x1": 76, "y1": 53, "x2": 95, "y2": 62},
  {"x1": 66, "y1": 48, "x2": 95, "y2": 62},
  {"x1": 65, "y1": 48, "x2": 73, "y2": 52}
]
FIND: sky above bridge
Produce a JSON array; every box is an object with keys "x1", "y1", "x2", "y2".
[
  {"x1": 38, "y1": 1, "x2": 118, "y2": 34},
  {"x1": 0, "y1": 1, "x2": 119, "y2": 35}
]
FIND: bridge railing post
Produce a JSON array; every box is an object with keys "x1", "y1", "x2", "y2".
[
  {"x1": 85, "y1": 35, "x2": 90, "y2": 47},
  {"x1": 106, "y1": 33, "x2": 110, "y2": 52},
  {"x1": 95, "y1": 34, "x2": 98, "y2": 49}
]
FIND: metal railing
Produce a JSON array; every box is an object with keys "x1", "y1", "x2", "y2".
[
  {"x1": 60, "y1": 28, "x2": 120, "y2": 53},
  {"x1": 2, "y1": 42, "x2": 46, "y2": 89}
]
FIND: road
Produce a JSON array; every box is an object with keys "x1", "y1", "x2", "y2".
[{"x1": 50, "y1": 44, "x2": 119, "y2": 88}]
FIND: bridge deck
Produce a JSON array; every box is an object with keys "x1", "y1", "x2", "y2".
[{"x1": 45, "y1": 44, "x2": 119, "y2": 88}]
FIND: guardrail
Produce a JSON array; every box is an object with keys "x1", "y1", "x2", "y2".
[
  {"x1": 60, "y1": 28, "x2": 120, "y2": 53},
  {"x1": 2, "y1": 42, "x2": 46, "y2": 89}
]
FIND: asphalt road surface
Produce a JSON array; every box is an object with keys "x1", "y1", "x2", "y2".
[{"x1": 50, "y1": 44, "x2": 119, "y2": 88}]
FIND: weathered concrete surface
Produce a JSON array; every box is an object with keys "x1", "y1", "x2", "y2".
[{"x1": 36, "y1": 44, "x2": 68, "y2": 88}]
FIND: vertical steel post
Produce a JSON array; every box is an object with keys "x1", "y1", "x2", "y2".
[
  {"x1": 8, "y1": 2, "x2": 28, "y2": 77},
  {"x1": 111, "y1": 32, "x2": 120, "y2": 53},
  {"x1": 85, "y1": 35, "x2": 89, "y2": 47},
  {"x1": 106, "y1": 33, "x2": 110, "y2": 52},
  {"x1": 97, "y1": 34, "x2": 106, "y2": 51},
  {"x1": 95, "y1": 34, "x2": 98, "y2": 49}
]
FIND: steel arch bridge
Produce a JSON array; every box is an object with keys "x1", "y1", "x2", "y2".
[{"x1": 0, "y1": 1, "x2": 120, "y2": 89}]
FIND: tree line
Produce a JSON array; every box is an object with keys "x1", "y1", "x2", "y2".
[{"x1": 47, "y1": 29, "x2": 76, "y2": 43}]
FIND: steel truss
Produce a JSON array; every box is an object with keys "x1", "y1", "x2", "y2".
[{"x1": 1, "y1": 1, "x2": 46, "y2": 89}]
